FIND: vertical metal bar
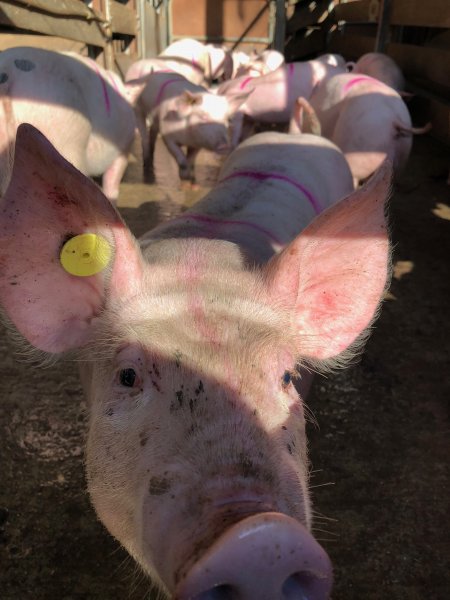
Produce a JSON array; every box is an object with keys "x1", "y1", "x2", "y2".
[
  {"x1": 272, "y1": 0, "x2": 286, "y2": 51},
  {"x1": 375, "y1": 0, "x2": 392, "y2": 53},
  {"x1": 103, "y1": 0, "x2": 115, "y2": 70},
  {"x1": 136, "y1": 0, "x2": 145, "y2": 59}
]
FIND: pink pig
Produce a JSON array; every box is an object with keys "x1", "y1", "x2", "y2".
[
  {"x1": 217, "y1": 59, "x2": 346, "y2": 132},
  {"x1": 125, "y1": 70, "x2": 248, "y2": 180},
  {"x1": 307, "y1": 73, "x2": 431, "y2": 184},
  {"x1": 234, "y1": 49, "x2": 285, "y2": 77},
  {"x1": 347, "y1": 52, "x2": 406, "y2": 94},
  {"x1": 0, "y1": 46, "x2": 136, "y2": 203},
  {"x1": 0, "y1": 124, "x2": 391, "y2": 599},
  {"x1": 157, "y1": 38, "x2": 232, "y2": 85}
]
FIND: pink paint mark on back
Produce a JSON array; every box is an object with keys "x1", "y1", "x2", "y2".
[
  {"x1": 286, "y1": 63, "x2": 295, "y2": 93},
  {"x1": 154, "y1": 77, "x2": 182, "y2": 107},
  {"x1": 343, "y1": 75, "x2": 382, "y2": 95},
  {"x1": 220, "y1": 170, "x2": 322, "y2": 215},
  {"x1": 90, "y1": 61, "x2": 111, "y2": 116},
  {"x1": 239, "y1": 76, "x2": 255, "y2": 90},
  {"x1": 106, "y1": 72, "x2": 119, "y2": 93}
]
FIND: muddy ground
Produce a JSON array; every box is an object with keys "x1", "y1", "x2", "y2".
[{"x1": 0, "y1": 134, "x2": 449, "y2": 600}]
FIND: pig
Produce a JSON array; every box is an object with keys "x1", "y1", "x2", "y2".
[
  {"x1": 204, "y1": 43, "x2": 233, "y2": 81},
  {"x1": 216, "y1": 59, "x2": 346, "y2": 140},
  {"x1": 307, "y1": 72, "x2": 431, "y2": 184},
  {"x1": 347, "y1": 52, "x2": 406, "y2": 94},
  {"x1": 234, "y1": 49, "x2": 285, "y2": 77},
  {"x1": 157, "y1": 38, "x2": 232, "y2": 85},
  {"x1": 125, "y1": 70, "x2": 249, "y2": 181},
  {"x1": 0, "y1": 46, "x2": 136, "y2": 203},
  {"x1": 289, "y1": 97, "x2": 322, "y2": 136},
  {"x1": 230, "y1": 50, "x2": 252, "y2": 77},
  {"x1": 0, "y1": 123, "x2": 391, "y2": 598}
]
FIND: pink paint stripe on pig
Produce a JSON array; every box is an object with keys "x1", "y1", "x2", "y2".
[
  {"x1": 174, "y1": 213, "x2": 283, "y2": 245},
  {"x1": 220, "y1": 170, "x2": 322, "y2": 215},
  {"x1": 154, "y1": 77, "x2": 183, "y2": 107},
  {"x1": 239, "y1": 76, "x2": 255, "y2": 90},
  {"x1": 343, "y1": 76, "x2": 381, "y2": 95},
  {"x1": 191, "y1": 58, "x2": 201, "y2": 71},
  {"x1": 106, "y1": 72, "x2": 119, "y2": 93},
  {"x1": 90, "y1": 61, "x2": 111, "y2": 116}
]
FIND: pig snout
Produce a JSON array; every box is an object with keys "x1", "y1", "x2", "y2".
[{"x1": 175, "y1": 512, "x2": 332, "y2": 600}]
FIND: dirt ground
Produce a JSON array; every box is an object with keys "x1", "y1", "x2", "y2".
[{"x1": 0, "y1": 134, "x2": 449, "y2": 600}]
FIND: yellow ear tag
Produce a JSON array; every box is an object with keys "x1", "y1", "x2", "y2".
[{"x1": 60, "y1": 233, "x2": 112, "y2": 277}]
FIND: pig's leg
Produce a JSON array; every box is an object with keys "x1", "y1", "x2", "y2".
[
  {"x1": 229, "y1": 111, "x2": 244, "y2": 148},
  {"x1": 153, "y1": 134, "x2": 182, "y2": 190},
  {"x1": 102, "y1": 152, "x2": 129, "y2": 204},
  {"x1": 145, "y1": 118, "x2": 160, "y2": 182},
  {"x1": 289, "y1": 97, "x2": 321, "y2": 136},
  {"x1": 134, "y1": 105, "x2": 150, "y2": 175},
  {"x1": 186, "y1": 146, "x2": 199, "y2": 182},
  {"x1": 163, "y1": 135, "x2": 189, "y2": 178}
]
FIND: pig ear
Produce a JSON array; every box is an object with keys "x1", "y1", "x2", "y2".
[
  {"x1": 263, "y1": 162, "x2": 392, "y2": 366},
  {"x1": 224, "y1": 90, "x2": 253, "y2": 113},
  {"x1": 178, "y1": 90, "x2": 203, "y2": 110},
  {"x1": 0, "y1": 124, "x2": 144, "y2": 354}
]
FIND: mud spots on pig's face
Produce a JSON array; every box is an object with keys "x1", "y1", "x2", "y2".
[
  {"x1": 0, "y1": 73, "x2": 8, "y2": 84},
  {"x1": 48, "y1": 186, "x2": 76, "y2": 207},
  {"x1": 148, "y1": 476, "x2": 172, "y2": 496},
  {"x1": 14, "y1": 59, "x2": 36, "y2": 72}
]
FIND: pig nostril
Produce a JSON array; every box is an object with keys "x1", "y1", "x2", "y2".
[
  {"x1": 192, "y1": 584, "x2": 236, "y2": 600},
  {"x1": 282, "y1": 572, "x2": 320, "y2": 600}
]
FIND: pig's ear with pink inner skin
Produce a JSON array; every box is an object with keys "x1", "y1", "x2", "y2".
[
  {"x1": 264, "y1": 161, "x2": 392, "y2": 367},
  {"x1": 0, "y1": 124, "x2": 144, "y2": 354},
  {"x1": 224, "y1": 90, "x2": 253, "y2": 114}
]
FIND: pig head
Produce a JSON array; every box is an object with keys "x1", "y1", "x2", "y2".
[
  {"x1": 0, "y1": 125, "x2": 391, "y2": 598},
  {"x1": 350, "y1": 52, "x2": 406, "y2": 94}
]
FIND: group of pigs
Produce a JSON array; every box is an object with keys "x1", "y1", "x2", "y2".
[
  {"x1": 0, "y1": 39, "x2": 414, "y2": 599},
  {"x1": 0, "y1": 38, "x2": 428, "y2": 201}
]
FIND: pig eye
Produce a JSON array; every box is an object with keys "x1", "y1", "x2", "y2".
[
  {"x1": 282, "y1": 371, "x2": 292, "y2": 386},
  {"x1": 119, "y1": 368, "x2": 137, "y2": 388}
]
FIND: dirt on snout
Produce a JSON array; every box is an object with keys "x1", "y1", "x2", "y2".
[{"x1": 0, "y1": 135, "x2": 449, "y2": 600}]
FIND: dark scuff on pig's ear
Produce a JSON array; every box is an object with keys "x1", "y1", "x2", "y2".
[{"x1": 0, "y1": 124, "x2": 144, "y2": 354}]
